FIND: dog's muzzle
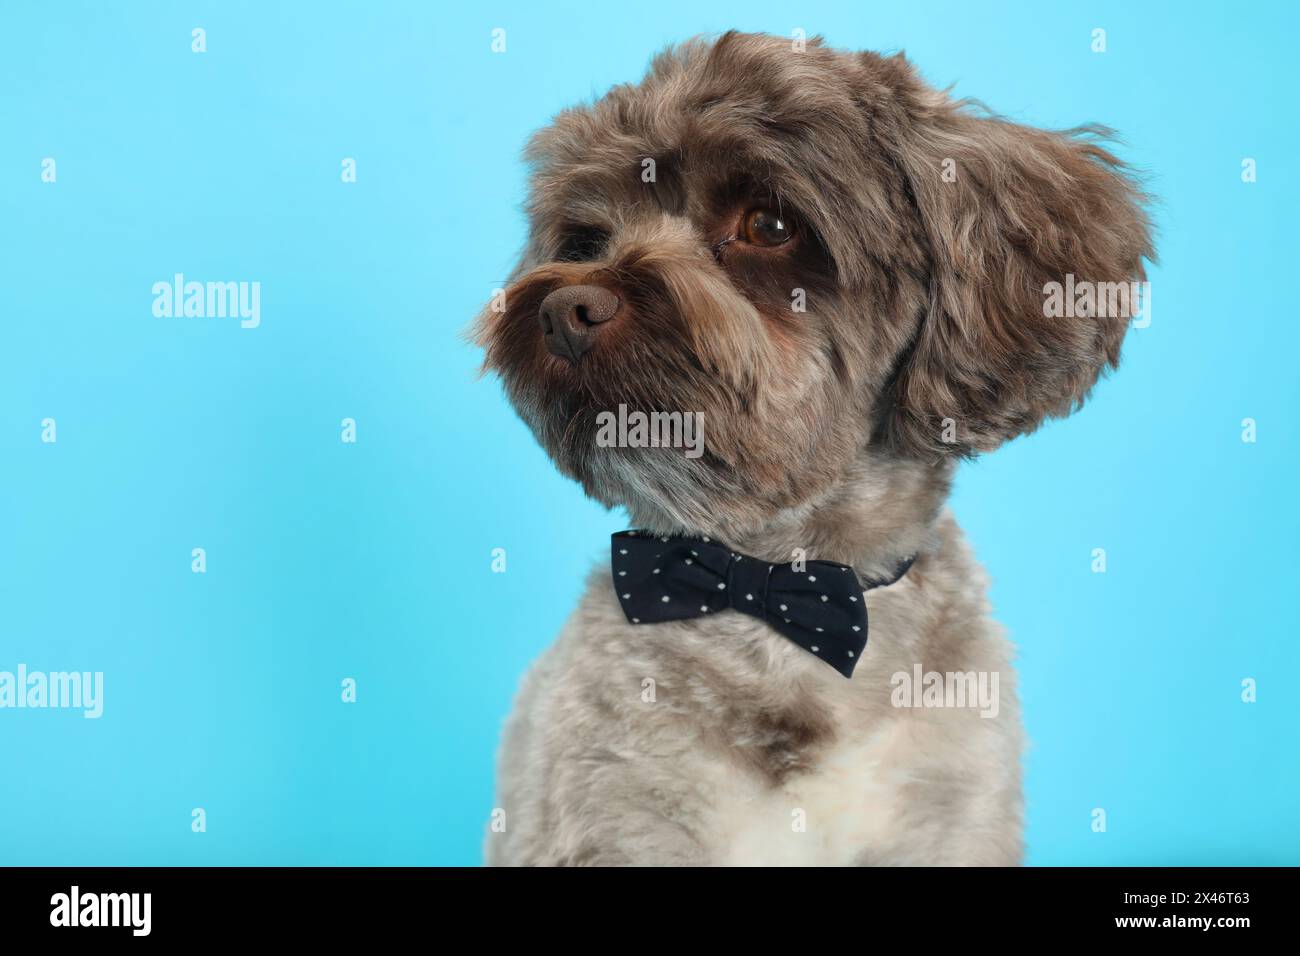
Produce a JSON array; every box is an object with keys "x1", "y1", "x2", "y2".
[{"x1": 537, "y1": 284, "x2": 620, "y2": 362}]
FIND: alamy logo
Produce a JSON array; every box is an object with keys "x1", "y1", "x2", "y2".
[
  {"x1": 0, "y1": 665, "x2": 103, "y2": 718},
  {"x1": 1042, "y1": 273, "x2": 1151, "y2": 327},
  {"x1": 152, "y1": 273, "x2": 261, "y2": 328},
  {"x1": 50, "y1": 886, "x2": 151, "y2": 936},
  {"x1": 595, "y1": 403, "x2": 704, "y2": 459},
  {"x1": 890, "y1": 664, "x2": 1000, "y2": 718}
]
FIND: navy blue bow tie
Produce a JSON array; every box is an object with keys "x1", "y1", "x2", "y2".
[{"x1": 611, "y1": 530, "x2": 913, "y2": 677}]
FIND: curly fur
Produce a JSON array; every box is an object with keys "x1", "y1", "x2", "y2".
[{"x1": 474, "y1": 32, "x2": 1153, "y2": 865}]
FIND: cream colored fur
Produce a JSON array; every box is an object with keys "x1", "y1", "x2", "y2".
[{"x1": 486, "y1": 457, "x2": 1023, "y2": 866}]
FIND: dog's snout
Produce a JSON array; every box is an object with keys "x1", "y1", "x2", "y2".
[{"x1": 538, "y1": 284, "x2": 620, "y2": 362}]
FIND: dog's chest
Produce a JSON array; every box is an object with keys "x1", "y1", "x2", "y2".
[{"x1": 708, "y1": 715, "x2": 908, "y2": 866}]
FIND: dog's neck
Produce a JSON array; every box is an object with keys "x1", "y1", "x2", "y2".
[
  {"x1": 631, "y1": 450, "x2": 953, "y2": 583},
  {"x1": 732, "y1": 451, "x2": 952, "y2": 582}
]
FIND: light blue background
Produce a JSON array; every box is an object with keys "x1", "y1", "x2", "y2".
[{"x1": 2, "y1": 0, "x2": 1296, "y2": 866}]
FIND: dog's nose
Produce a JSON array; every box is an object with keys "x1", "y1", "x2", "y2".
[{"x1": 538, "y1": 284, "x2": 620, "y2": 362}]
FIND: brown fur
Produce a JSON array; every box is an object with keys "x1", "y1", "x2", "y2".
[
  {"x1": 476, "y1": 32, "x2": 1152, "y2": 542},
  {"x1": 474, "y1": 32, "x2": 1153, "y2": 866}
]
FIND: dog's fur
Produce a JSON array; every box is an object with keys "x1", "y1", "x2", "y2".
[{"x1": 475, "y1": 32, "x2": 1152, "y2": 865}]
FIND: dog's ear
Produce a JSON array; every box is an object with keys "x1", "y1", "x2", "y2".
[{"x1": 878, "y1": 61, "x2": 1154, "y2": 457}]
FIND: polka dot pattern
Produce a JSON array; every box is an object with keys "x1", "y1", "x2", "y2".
[{"x1": 609, "y1": 530, "x2": 915, "y2": 678}]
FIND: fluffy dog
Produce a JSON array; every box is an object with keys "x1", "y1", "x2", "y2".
[{"x1": 475, "y1": 32, "x2": 1152, "y2": 865}]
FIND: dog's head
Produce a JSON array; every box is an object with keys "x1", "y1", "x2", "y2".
[{"x1": 475, "y1": 32, "x2": 1152, "y2": 539}]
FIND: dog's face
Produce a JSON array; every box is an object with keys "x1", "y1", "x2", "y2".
[{"x1": 476, "y1": 32, "x2": 1151, "y2": 539}]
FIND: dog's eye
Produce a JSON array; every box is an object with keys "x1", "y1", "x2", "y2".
[
  {"x1": 555, "y1": 225, "x2": 610, "y2": 262},
  {"x1": 740, "y1": 208, "x2": 793, "y2": 247}
]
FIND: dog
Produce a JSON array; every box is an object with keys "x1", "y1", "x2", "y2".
[{"x1": 474, "y1": 31, "x2": 1152, "y2": 865}]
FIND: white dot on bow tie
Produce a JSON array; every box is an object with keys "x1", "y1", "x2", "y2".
[
  {"x1": 691, "y1": 550, "x2": 698, "y2": 556},
  {"x1": 632, "y1": 617, "x2": 640, "y2": 623},
  {"x1": 619, "y1": 571, "x2": 626, "y2": 576},
  {"x1": 779, "y1": 604, "x2": 787, "y2": 612},
  {"x1": 619, "y1": 549, "x2": 628, "y2": 555},
  {"x1": 700, "y1": 605, "x2": 708, "y2": 612},
  {"x1": 847, "y1": 650, "x2": 854, "y2": 657},
  {"x1": 622, "y1": 593, "x2": 630, "y2": 599},
  {"x1": 661, "y1": 596, "x2": 670, "y2": 603},
  {"x1": 820, "y1": 595, "x2": 828, "y2": 602},
  {"x1": 808, "y1": 575, "x2": 817, "y2": 582},
  {"x1": 717, "y1": 583, "x2": 725, "y2": 590},
  {"x1": 653, "y1": 568, "x2": 660, "y2": 574},
  {"x1": 702, "y1": 536, "x2": 710, "y2": 542},
  {"x1": 852, "y1": 626, "x2": 860, "y2": 632},
  {"x1": 746, "y1": 593, "x2": 753, "y2": 600},
  {"x1": 811, "y1": 646, "x2": 819, "y2": 653},
  {"x1": 661, "y1": 537, "x2": 669, "y2": 542},
  {"x1": 850, "y1": 596, "x2": 857, "y2": 602},
  {"x1": 685, "y1": 559, "x2": 693, "y2": 565}
]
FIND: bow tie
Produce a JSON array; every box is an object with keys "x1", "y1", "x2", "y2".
[{"x1": 611, "y1": 530, "x2": 913, "y2": 678}]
